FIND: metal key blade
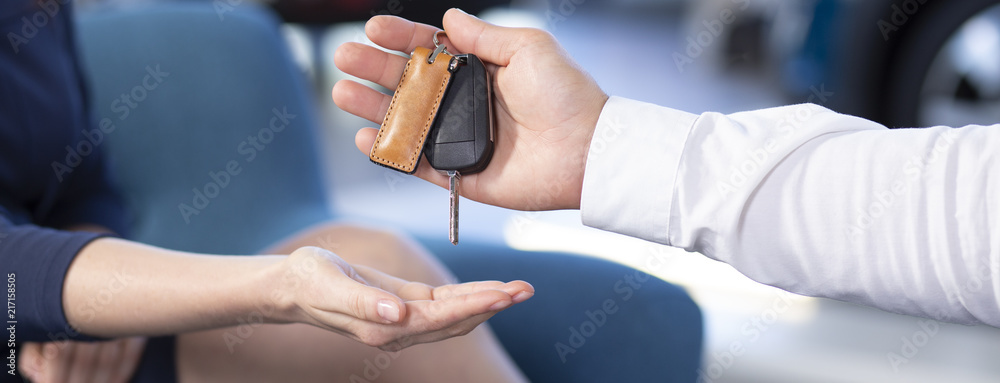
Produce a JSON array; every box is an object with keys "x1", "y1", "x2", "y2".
[{"x1": 448, "y1": 170, "x2": 460, "y2": 245}]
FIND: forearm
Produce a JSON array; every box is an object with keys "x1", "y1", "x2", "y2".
[
  {"x1": 675, "y1": 109, "x2": 1000, "y2": 325},
  {"x1": 582, "y1": 97, "x2": 1000, "y2": 325},
  {"x1": 63, "y1": 237, "x2": 288, "y2": 338}
]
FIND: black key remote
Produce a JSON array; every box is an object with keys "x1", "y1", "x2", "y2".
[
  {"x1": 424, "y1": 53, "x2": 495, "y2": 174},
  {"x1": 423, "y1": 53, "x2": 495, "y2": 245}
]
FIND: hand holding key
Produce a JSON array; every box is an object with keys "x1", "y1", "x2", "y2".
[{"x1": 333, "y1": 8, "x2": 608, "y2": 212}]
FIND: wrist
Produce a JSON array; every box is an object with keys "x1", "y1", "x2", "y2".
[{"x1": 249, "y1": 255, "x2": 299, "y2": 325}]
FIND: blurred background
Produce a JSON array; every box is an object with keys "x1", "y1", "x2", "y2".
[{"x1": 76, "y1": 0, "x2": 1000, "y2": 381}]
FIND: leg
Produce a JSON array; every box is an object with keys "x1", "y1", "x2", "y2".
[{"x1": 174, "y1": 223, "x2": 527, "y2": 383}]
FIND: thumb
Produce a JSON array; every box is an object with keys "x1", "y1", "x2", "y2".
[
  {"x1": 342, "y1": 282, "x2": 406, "y2": 324},
  {"x1": 442, "y1": 8, "x2": 540, "y2": 66}
]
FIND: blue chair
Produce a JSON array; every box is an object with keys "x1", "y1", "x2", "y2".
[{"x1": 77, "y1": 3, "x2": 702, "y2": 382}]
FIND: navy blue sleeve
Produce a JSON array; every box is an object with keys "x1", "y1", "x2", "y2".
[
  {"x1": 44, "y1": 147, "x2": 131, "y2": 237},
  {"x1": 0, "y1": 0, "x2": 126, "y2": 346},
  {"x1": 40, "y1": 0, "x2": 130, "y2": 236},
  {"x1": 1, "y1": 214, "x2": 109, "y2": 342}
]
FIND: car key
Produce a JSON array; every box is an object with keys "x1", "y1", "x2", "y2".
[
  {"x1": 368, "y1": 39, "x2": 454, "y2": 174},
  {"x1": 424, "y1": 38, "x2": 495, "y2": 244}
]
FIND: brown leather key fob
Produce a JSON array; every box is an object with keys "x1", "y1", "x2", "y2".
[{"x1": 368, "y1": 46, "x2": 453, "y2": 174}]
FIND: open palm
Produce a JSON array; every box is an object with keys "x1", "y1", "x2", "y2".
[{"x1": 284, "y1": 247, "x2": 533, "y2": 351}]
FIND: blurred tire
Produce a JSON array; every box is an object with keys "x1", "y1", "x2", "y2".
[{"x1": 881, "y1": 0, "x2": 1000, "y2": 127}]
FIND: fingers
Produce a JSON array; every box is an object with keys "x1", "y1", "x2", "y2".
[
  {"x1": 287, "y1": 248, "x2": 410, "y2": 327},
  {"x1": 352, "y1": 264, "x2": 424, "y2": 298},
  {"x1": 376, "y1": 289, "x2": 513, "y2": 351},
  {"x1": 394, "y1": 281, "x2": 437, "y2": 302},
  {"x1": 334, "y1": 42, "x2": 409, "y2": 91},
  {"x1": 332, "y1": 80, "x2": 391, "y2": 125},
  {"x1": 66, "y1": 342, "x2": 99, "y2": 383},
  {"x1": 334, "y1": 280, "x2": 532, "y2": 350},
  {"x1": 363, "y1": 9, "x2": 532, "y2": 66},
  {"x1": 22, "y1": 339, "x2": 146, "y2": 383},
  {"x1": 49, "y1": 342, "x2": 75, "y2": 383},
  {"x1": 503, "y1": 280, "x2": 535, "y2": 303},
  {"x1": 18, "y1": 342, "x2": 43, "y2": 381},
  {"x1": 442, "y1": 8, "x2": 532, "y2": 66},
  {"x1": 320, "y1": 253, "x2": 408, "y2": 324},
  {"x1": 112, "y1": 337, "x2": 147, "y2": 383},
  {"x1": 338, "y1": 278, "x2": 406, "y2": 324},
  {"x1": 354, "y1": 127, "x2": 378, "y2": 153},
  {"x1": 379, "y1": 311, "x2": 497, "y2": 352},
  {"x1": 431, "y1": 281, "x2": 508, "y2": 299},
  {"x1": 92, "y1": 340, "x2": 122, "y2": 383},
  {"x1": 364, "y1": 15, "x2": 444, "y2": 54},
  {"x1": 433, "y1": 280, "x2": 535, "y2": 303},
  {"x1": 420, "y1": 289, "x2": 511, "y2": 329}
]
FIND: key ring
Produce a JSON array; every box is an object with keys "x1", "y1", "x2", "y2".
[{"x1": 428, "y1": 31, "x2": 450, "y2": 64}]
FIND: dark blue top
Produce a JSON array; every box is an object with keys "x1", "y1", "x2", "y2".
[{"x1": 2, "y1": 0, "x2": 127, "y2": 342}]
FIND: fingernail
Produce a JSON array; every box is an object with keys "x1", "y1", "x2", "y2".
[
  {"x1": 450, "y1": 8, "x2": 469, "y2": 15},
  {"x1": 378, "y1": 300, "x2": 400, "y2": 323},
  {"x1": 490, "y1": 300, "x2": 512, "y2": 311},
  {"x1": 512, "y1": 291, "x2": 533, "y2": 303}
]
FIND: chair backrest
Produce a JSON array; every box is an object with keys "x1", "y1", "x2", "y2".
[{"x1": 77, "y1": 2, "x2": 332, "y2": 254}]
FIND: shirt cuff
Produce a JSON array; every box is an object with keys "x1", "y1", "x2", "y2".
[
  {"x1": 580, "y1": 96, "x2": 698, "y2": 244},
  {"x1": 1, "y1": 218, "x2": 111, "y2": 342}
]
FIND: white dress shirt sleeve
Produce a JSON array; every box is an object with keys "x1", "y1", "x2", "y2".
[{"x1": 581, "y1": 96, "x2": 1000, "y2": 327}]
